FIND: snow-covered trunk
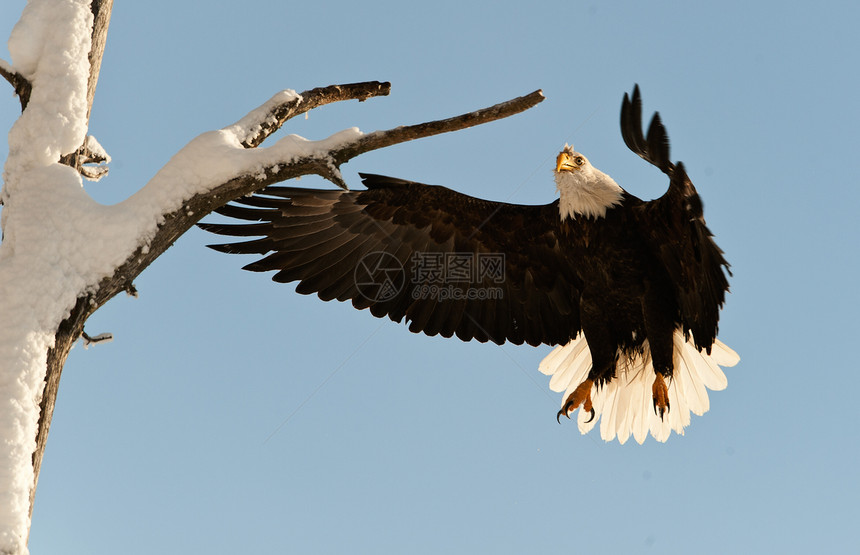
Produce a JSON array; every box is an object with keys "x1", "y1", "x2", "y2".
[{"x1": 0, "y1": 2, "x2": 98, "y2": 551}]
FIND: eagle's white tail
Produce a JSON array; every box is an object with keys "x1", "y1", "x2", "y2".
[{"x1": 539, "y1": 330, "x2": 740, "y2": 444}]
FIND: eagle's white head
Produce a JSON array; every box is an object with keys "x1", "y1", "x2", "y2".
[{"x1": 554, "y1": 144, "x2": 624, "y2": 220}]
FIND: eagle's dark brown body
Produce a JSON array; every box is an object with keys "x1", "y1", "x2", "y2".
[{"x1": 558, "y1": 201, "x2": 675, "y2": 389}]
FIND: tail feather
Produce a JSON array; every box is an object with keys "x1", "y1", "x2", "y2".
[
  {"x1": 546, "y1": 338, "x2": 590, "y2": 392},
  {"x1": 691, "y1": 344, "x2": 729, "y2": 391},
  {"x1": 540, "y1": 330, "x2": 739, "y2": 444},
  {"x1": 597, "y1": 382, "x2": 620, "y2": 441},
  {"x1": 711, "y1": 341, "x2": 740, "y2": 367},
  {"x1": 676, "y1": 337, "x2": 710, "y2": 415},
  {"x1": 632, "y1": 372, "x2": 652, "y2": 444},
  {"x1": 605, "y1": 378, "x2": 634, "y2": 444}
]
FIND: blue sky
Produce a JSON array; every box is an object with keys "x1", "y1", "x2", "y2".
[{"x1": 2, "y1": 0, "x2": 859, "y2": 553}]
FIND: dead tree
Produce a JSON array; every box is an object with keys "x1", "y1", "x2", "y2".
[{"x1": 0, "y1": 1, "x2": 543, "y2": 552}]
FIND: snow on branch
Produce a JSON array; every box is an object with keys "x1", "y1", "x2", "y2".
[
  {"x1": 70, "y1": 135, "x2": 111, "y2": 181},
  {"x1": 81, "y1": 331, "x2": 113, "y2": 347},
  {"x1": 127, "y1": 83, "x2": 544, "y2": 251},
  {"x1": 233, "y1": 81, "x2": 391, "y2": 148}
]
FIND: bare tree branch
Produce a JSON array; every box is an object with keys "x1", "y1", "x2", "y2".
[
  {"x1": 333, "y1": 89, "x2": 545, "y2": 165},
  {"x1": 0, "y1": 63, "x2": 32, "y2": 111},
  {"x1": 238, "y1": 81, "x2": 391, "y2": 148},
  {"x1": 85, "y1": 0, "x2": 112, "y2": 124}
]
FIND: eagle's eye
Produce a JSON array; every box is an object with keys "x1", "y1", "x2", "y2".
[{"x1": 574, "y1": 156, "x2": 584, "y2": 166}]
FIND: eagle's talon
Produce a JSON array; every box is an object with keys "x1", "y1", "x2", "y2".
[
  {"x1": 652, "y1": 373, "x2": 670, "y2": 420},
  {"x1": 584, "y1": 408, "x2": 596, "y2": 424},
  {"x1": 558, "y1": 378, "x2": 595, "y2": 424}
]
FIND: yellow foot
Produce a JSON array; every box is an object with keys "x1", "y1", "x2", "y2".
[
  {"x1": 652, "y1": 373, "x2": 670, "y2": 420},
  {"x1": 557, "y1": 379, "x2": 595, "y2": 423}
]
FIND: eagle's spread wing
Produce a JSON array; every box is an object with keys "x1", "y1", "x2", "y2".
[
  {"x1": 620, "y1": 85, "x2": 730, "y2": 351},
  {"x1": 200, "y1": 174, "x2": 582, "y2": 347}
]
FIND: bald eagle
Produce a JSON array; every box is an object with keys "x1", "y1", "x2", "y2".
[{"x1": 200, "y1": 86, "x2": 739, "y2": 444}]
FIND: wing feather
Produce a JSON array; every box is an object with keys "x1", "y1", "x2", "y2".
[
  {"x1": 621, "y1": 86, "x2": 731, "y2": 352},
  {"x1": 201, "y1": 174, "x2": 582, "y2": 346}
]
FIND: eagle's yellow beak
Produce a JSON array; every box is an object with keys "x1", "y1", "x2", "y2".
[{"x1": 556, "y1": 151, "x2": 576, "y2": 173}]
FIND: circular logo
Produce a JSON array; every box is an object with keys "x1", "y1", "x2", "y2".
[{"x1": 354, "y1": 251, "x2": 405, "y2": 302}]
